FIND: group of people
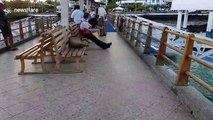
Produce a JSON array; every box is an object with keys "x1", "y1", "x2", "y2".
[
  {"x1": 70, "y1": 5, "x2": 112, "y2": 49},
  {"x1": 0, "y1": 0, "x2": 17, "y2": 51}
]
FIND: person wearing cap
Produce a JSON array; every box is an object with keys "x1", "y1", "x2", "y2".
[{"x1": 0, "y1": 0, "x2": 17, "y2": 50}]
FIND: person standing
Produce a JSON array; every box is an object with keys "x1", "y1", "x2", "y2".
[
  {"x1": 70, "y1": 5, "x2": 83, "y2": 24},
  {"x1": 97, "y1": 5, "x2": 107, "y2": 36},
  {"x1": 0, "y1": 0, "x2": 17, "y2": 50},
  {"x1": 80, "y1": 13, "x2": 112, "y2": 49}
]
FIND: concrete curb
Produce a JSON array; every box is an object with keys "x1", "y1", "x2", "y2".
[{"x1": 118, "y1": 32, "x2": 213, "y2": 120}]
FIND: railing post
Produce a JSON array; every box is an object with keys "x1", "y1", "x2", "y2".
[
  {"x1": 135, "y1": 21, "x2": 143, "y2": 47},
  {"x1": 126, "y1": 19, "x2": 131, "y2": 39},
  {"x1": 28, "y1": 19, "x2": 32, "y2": 37},
  {"x1": 46, "y1": 18, "x2": 49, "y2": 29},
  {"x1": 121, "y1": 18, "x2": 126, "y2": 34},
  {"x1": 130, "y1": 20, "x2": 136, "y2": 41},
  {"x1": 19, "y1": 20, "x2": 24, "y2": 40},
  {"x1": 176, "y1": 34, "x2": 195, "y2": 86},
  {"x1": 123, "y1": 18, "x2": 127, "y2": 35},
  {"x1": 49, "y1": 18, "x2": 52, "y2": 29},
  {"x1": 41, "y1": 17, "x2": 44, "y2": 32},
  {"x1": 156, "y1": 27, "x2": 168, "y2": 65},
  {"x1": 116, "y1": 16, "x2": 120, "y2": 29},
  {"x1": 35, "y1": 18, "x2": 39, "y2": 33},
  {"x1": 112, "y1": 15, "x2": 115, "y2": 26},
  {"x1": 144, "y1": 23, "x2": 153, "y2": 53}
]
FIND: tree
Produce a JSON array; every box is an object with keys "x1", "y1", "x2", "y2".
[
  {"x1": 6, "y1": 0, "x2": 29, "y2": 10},
  {"x1": 107, "y1": 0, "x2": 117, "y2": 9}
]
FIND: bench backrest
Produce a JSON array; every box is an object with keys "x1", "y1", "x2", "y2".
[
  {"x1": 38, "y1": 29, "x2": 59, "y2": 53},
  {"x1": 69, "y1": 23, "x2": 80, "y2": 37},
  {"x1": 51, "y1": 27, "x2": 70, "y2": 56}
]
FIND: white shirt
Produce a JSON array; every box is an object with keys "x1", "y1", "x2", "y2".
[
  {"x1": 90, "y1": 11, "x2": 96, "y2": 18},
  {"x1": 80, "y1": 21, "x2": 91, "y2": 30},
  {"x1": 71, "y1": 9, "x2": 83, "y2": 24},
  {"x1": 98, "y1": 7, "x2": 106, "y2": 18}
]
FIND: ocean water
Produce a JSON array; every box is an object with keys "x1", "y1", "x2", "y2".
[
  {"x1": 166, "y1": 56, "x2": 213, "y2": 102},
  {"x1": 152, "y1": 19, "x2": 213, "y2": 102}
]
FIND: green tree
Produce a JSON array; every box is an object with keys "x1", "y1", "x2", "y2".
[
  {"x1": 107, "y1": 0, "x2": 117, "y2": 9},
  {"x1": 136, "y1": 4, "x2": 145, "y2": 11},
  {"x1": 6, "y1": 0, "x2": 29, "y2": 10}
]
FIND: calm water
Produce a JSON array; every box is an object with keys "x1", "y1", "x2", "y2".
[
  {"x1": 151, "y1": 19, "x2": 213, "y2": 102},
  {"x1": 166, "y1": 54, "x2": 213, "y2": 102}
]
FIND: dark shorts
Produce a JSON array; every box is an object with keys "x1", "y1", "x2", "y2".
[{"x1": 0, "y1": 25, "x2": 12, "y2": 37}]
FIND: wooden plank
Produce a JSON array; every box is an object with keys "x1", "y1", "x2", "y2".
[
  {"x1": 176, "y1": 34, "x2": 195, "y2": 86},
  {"x1": 66, "y1": 48, "x2": 75, "y2": 57},
  {"x1": 54, "y1": 34, "x2": 64, "y2": 44},
  {"x1": 189, "y1": 55, "x2": 213, "y2": 70},
  {"x1": 191, "y1": 37, "x2": 213, "y2": 46},
  {"x1": 77, "y1": 48, "x2": 85, "y2": 56},
  {"x1": 186, "y1": 71, "x2": 213, "y2": 93},
  {"x1": 21, "y1": 47, "x2": 39, "y2": 57},
  {"x1": 156, "y1": 27, "x2": 168, "y2": 65},
  {"x1": 15, "y1": 44, "x2": 39, "y2": 57},
  {"x1": 72, "y1": 48, "x2": 79, "y2": 57}
]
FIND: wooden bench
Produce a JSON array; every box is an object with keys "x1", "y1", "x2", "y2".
[
  {"x1": 50, "y1": 27, "x2": 86, "y2": 72},
  {"x1": 15, "y1": 29, "x2": 57, "y2": 75}
]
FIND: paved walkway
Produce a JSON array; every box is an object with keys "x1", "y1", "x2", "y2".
[{"x1": 0, "y1": 33, "x2": 195, "y2": 120}]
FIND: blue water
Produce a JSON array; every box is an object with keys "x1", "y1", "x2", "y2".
[{"x1": 166, "y1": 56, "x2": 213, "y2": 102}]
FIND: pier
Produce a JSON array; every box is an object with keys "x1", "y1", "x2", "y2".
[{"x1": 0, "y1": 14, "x2": 212, "y2": 120}]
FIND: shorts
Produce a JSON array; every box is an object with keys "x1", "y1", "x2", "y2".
[{"x1": 0, "y1": 25, "x2": 12, "y2": 38}]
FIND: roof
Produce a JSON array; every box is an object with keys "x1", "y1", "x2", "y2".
[{"x1": 171, "y1": 0, "x2": 213, "y2": 11}]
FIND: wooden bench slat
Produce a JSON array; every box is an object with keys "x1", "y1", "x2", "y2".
[
  {"x1": 15, "y1": 44, "x2": 39, "y2": 58},
  {"x1": 66, "y1": 48, "x2": 75, "y2": 57},
  {"x1": 72, "y1": 48, "x2": 80, "y2": 57},
  {"x1": 77, "y1": 48, "x2": 86, "y2": 56}
]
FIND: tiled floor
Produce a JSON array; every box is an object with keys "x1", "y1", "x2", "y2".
[{"x1": 0, "y1": 33, "x2": 195, "y2": 120}]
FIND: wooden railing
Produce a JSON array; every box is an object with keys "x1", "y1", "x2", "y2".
[
  {"x1": 110, "y1": 15, "x2": 213, "y2": 93},
  {"x1": 0, "y1": 17, "x2": 56, "y2": 49}
]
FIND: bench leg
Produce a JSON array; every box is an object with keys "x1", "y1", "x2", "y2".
[
  {"x1": 18, "y1": 59, "x2": 25, "y2": 75},
  {"x1": 40, "y1": 57, "x2": 48, "y2": 73},
  {"x1": 32, "y1": 58, "x2": 39, "y2": 64},
  {"x1": 75, "y1": 59, "x2": 80, "y2": 71},
  {"x1": 55, "y1": 58, "x2": 60, "y2": 70}
]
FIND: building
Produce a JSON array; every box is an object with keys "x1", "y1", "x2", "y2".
[
  {"x1": 116, "y1": 0, "x2": 146, "y2": 6},
  {"x1": 145, "y1": 0, "x2": 165, "y2": 5},
  {"x1": 116, "y1": 0, "x2": 165, "y2": 6}
]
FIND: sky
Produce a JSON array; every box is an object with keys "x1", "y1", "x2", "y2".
[{"x1": 171, "y1": 0, "x2": 213, "y2": 11}]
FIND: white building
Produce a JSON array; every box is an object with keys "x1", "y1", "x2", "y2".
[
  {"x1": 145, "y1": 0, "x2": 165, "y2": 5},
  {"x1": 116, "y1": 0, "x2": 146, "y2": 6},
  {"x1": 116, "y1": 0, "x2": 165, "y2": 6}
]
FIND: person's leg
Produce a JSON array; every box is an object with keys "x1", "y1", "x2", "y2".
[
  {"x1": 84, "y1": 33, "x2": 111, "y2": 49},
  {"x1": 103, "y1": 21, "x2": 107, "y2": 36},
  {"x1": 1, "y1": 28, "x2": 10, "y2": 48},
  {"x1": 3, "y1": 36, "x2": 9, "y2": 48},
  {"x1": 99, "y1": 18, "x2": 104, "y2": 36},
  {"x1": 2, "y1": 26, "x2": 17, "y2": 50},
  {"x1": 8, "y1": 34, "x2": 17, "y2": 50}
]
